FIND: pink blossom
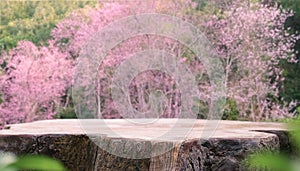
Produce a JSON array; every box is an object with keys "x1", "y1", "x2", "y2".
[{"x1": 0, "y1": 41, "x2": 73, "y2": 124}]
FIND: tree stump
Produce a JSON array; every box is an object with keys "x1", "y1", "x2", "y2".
[{"x1": 0, "y1": 119, "x2": 290, "y2": 171}]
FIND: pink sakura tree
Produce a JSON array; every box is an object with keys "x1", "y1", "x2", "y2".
[
  {"x1": 0, "y1": 1, "x2": 197, "y2": 125},
  {"x1": 1, "y1": 0, "x2": 299, "y2": 124},
  {"x1": 0, "y1": 41, "x2": 73, "y2": 125},
  {"x1": 52, "y1": 2, "x2": 203, "y2": 119},
  {"x1": 53, "y1": 1, "x2": 300, "y2": 120},
  {"x1": 52, "y1": 1, "x2": 300, "y2": 120},
  {"x1": 203, "y1": 2, "x2": 300, "y2": 120},
  {"x1": 51, "y1": 1, "x2": 196, "y2": 58}
]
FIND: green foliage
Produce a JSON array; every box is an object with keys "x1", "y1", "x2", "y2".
[
  {"x1": 193, "y1": 0, "x2": 208, "y2": 11},
  {"x1": 277, "y1": 0, "x2": 300, "y2": 107},
  {"x1": 194, "y1": 99, "x2": 209, "y2": 119},
  {"x1": 0, "y1": 0, "x2": 96, "y2": 51},
  {"x1": 245, "y1": 152, "x2": 293, "y2": 171},
  {"x1": 57, "y1": 106, "x2": 77, "y2": 119},
  {"x1": 222, "y1": 99, "x2": 239, "y2": 120},
  {"x1": 278, "y1": 0, "x2": 300, "y2": 19},
  {"x1": 196, "y1": 0, "x2": 230, "y2": 14},
  {"x1": 288, "y1": 120, "x2": 300, "y2": 151},
  {"x1": 53, "y1": 91, "x2": 77, "y2": 119},
  {"x1": 0, "y1": 152, "x2": 66, "y2": 171},
  {"x1": 245, "y1": 120, "x2": 300, "y2": 171},
  {"x1": 279, "y1": 56, "x2": 300, "y2": 105}
]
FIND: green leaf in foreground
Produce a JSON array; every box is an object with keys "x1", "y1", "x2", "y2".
[
  {"x1": 245, "y1": 152, "x2": 293, "y2": 171},
  {"x1": 5, "y1": 155, "x2": 66, "y2": 171},
  {"x1": 288, "y1": 120, "x2": 300, "y2": 153}
]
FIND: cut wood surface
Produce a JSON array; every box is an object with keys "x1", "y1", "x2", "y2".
[{"x1": 0, "y1": 119, "x2": 290, "y2": 171}]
